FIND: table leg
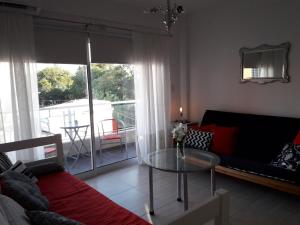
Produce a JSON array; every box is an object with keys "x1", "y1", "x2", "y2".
[
  {"x1": 211, "y1": 167, "x2": 216, "y2": 196},
  {"x1": 64, "y1": 129, "x2": 80, "y2": 168},
  {"x1": 149, "y1": 167, "x2": 154, "y2": 215},
  {"x1": 177, "y1": 172, "x2": 182, "y2": 201},
  {"x1": 183, "y1": 173, "x2": 188, "y2": 211}
]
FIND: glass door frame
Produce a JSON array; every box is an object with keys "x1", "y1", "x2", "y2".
[{"x1": 75, "y1": 34, "x2": 135, "y2": 179}]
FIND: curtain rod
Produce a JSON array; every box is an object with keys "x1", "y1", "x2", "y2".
[
  {"x1": 0, "y1": 8, "x2": 172, "y2": 37},
  {"x1": 34, "y1": 14, "x2": 171, "y2": 37},
  {"x1": 34, "y1": 23, "x2": 132, "y2": 40}
]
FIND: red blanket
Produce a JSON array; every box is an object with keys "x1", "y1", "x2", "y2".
[{"x1": 37, "y1": 171, "x2": 150, "y2": 225}]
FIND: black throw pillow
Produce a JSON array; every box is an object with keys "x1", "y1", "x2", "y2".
[
  {"x1": 271, "y1": 143, "x2": 300, "y2": 172},
  {"x1": 185, "y1": 129, "x2": 213, "y2": 151},
  {"x1": 1, "y1": 180, "x2": 49, "y2": 211},
  {"x1": 27, "y1": 162, "x2": 64, "y2": 177},
  {"x1": 26, "y1": 210, "x2": 84, "y2": 225}
]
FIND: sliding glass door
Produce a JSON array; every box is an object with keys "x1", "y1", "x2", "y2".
[
  {"x1": 37, "y1": 63, "x2": 92, "y2": 175},
  {"x1": 0, "y1": 23, "x2": 136, "y2": 175},
  {"x1": 89, "y1": 63, "x2": 136, "y2": 167}
]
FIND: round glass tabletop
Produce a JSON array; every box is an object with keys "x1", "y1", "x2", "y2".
[{"x1": 144, "y1": 148, "x2": 220, "y2": 173}]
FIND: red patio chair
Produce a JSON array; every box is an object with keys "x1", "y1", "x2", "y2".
[{"x1": 97, "y1": 119, "x2": 127, "y2": 157}]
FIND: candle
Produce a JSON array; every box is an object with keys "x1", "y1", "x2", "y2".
[{"x1": 179, "y1": 107, "x2": 183, "y2": 121}]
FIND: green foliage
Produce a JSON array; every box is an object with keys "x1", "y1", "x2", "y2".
[
  {"x1": 99, "y1": 65, "x2": 134, "y2": 101},
  {"x1": 38, "y1": 64, "x2": 135, "y2": 107},
  {"x1": 38, "y1": 67, "x2": 74, "y2": 106}
]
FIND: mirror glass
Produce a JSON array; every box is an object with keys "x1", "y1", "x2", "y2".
[{"x1": 240, "y1": 42, "x2": 290, "y2": 84}]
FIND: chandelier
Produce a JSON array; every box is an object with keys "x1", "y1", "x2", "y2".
[{"x1": 145, "y1": 0, "x2": 184, "y2": 33}]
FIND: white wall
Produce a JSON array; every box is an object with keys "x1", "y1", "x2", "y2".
[{"x1": 187, "y1": 2, "x2": 300, "y2": 122}]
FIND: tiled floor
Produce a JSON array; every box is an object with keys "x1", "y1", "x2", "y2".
[
  {"x1": 85, "y1": 159, "x2": 300, "y2": 225},
  {"x1": 66, "y1": 143, "x2": 137, "y2": 174}
]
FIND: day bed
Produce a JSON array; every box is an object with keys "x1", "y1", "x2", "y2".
[
  {"x1": 200, "y1": 110, "x2": 300, "y2": 196},
  {"x1": 0, "y1": 134, "x2": 230, "y2": 225}
]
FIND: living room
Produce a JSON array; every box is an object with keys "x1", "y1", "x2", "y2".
[{"x1": 0, "y1": 0, "x2": 299, "y2": 225}]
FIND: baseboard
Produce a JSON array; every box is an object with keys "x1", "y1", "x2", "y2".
[{"x1": 215, "y1": 165, "x2": 300, "y2": 196}]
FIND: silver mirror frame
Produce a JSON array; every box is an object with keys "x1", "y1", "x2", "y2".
[{"x1": 240, "y1": 42, "x2": 291, "y2": 84}]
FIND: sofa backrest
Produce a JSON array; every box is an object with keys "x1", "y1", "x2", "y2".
[{"x1": 201, "y1": 110, "x2": 300, "y2": 163}]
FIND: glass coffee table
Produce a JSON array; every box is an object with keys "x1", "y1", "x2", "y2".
[{"x1": 144, "y1": 148, "x2": 220, "y2": 214}]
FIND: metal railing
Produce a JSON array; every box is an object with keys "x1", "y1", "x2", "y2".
[
  {"x1": 39, "y1": 100, "x2": 135, "y2": 136},
  {"x1": 0, "y1": 100, "x2": 136, "y2": 144}
]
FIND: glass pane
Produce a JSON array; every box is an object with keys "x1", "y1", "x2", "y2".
[
  {"x1": 90, "y1": 64, "x2": 137, "y2": 167},
  {"x1": 37, "y1": 63, "x2": 92, "y2": 174}
]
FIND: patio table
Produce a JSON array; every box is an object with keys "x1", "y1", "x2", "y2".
[{"x1": 60, "y1": 124, "x2": 90, "y2": 168}]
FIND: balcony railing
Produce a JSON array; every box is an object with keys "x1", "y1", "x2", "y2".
[{"x1": 0, "y1": 99, "x2": 136, "y2": 148}]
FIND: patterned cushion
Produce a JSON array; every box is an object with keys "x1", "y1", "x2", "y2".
[
  {"x1": 26, "y1": 210, "x2": 84, "y2": 225},
  {"x1": 9, "y1": 161, "x2": 37, "y2": 183},
  {"x1": 271, "y1": 143, "x2": 300, "y2": 172},
  {"x1": 185, "y1": 129, "x2": 213, "y2": 151},
  {"x1": 0, "y1": 152, "x2": 13, "y2": 173}
]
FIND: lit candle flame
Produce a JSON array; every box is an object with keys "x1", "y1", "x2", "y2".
[{"x1": 179, "y1": 107, "x2": 182, "y2": 113}]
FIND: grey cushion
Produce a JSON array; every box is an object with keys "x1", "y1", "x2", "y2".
[
  {"x1": 1, "y1": 170, "x2": 39, "y2": 189},
  {"x1": 0, "y1": 194, "x2": 31, "y2": 225},
  {"x1": 27, "y1": 162, "x2": 64, "y2": 176},
  {"x1": 26, "y1": 210, "x2": 84, "y2": 225},
  {"x1": 1, "y1": 180, "x2": 49, "y2": 211}
]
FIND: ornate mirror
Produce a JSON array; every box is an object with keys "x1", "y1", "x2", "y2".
[{"x1": 240, "y1": 42, "x2": 290, "y2": 84}]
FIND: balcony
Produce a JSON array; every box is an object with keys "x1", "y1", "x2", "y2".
[{"x1": 40, "y1": 99, "x2": 136, "y2": 174}]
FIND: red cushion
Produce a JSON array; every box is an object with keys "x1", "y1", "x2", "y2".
[
  {"x1": 102, "y1": 133, "x2": 121, "y2": 140},
  {"x1": 211, "y1": 126, "x2": 239, "y2": 155},
  {"x1": 37, "y1": 172, "x2": 150, "y2": 225},
  {"x1": 293, "y1": 131, "x2": 300, "y2": 144},
  {"x1": 190, "y1": 124, "x2": 216, "y2": 132}
]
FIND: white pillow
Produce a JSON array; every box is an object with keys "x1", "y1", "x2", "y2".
[{"x1": 0, "y1": 194, "x2": 30, "y2": 225}]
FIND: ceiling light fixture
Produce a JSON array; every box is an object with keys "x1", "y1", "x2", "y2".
[{"x1": 144, "y1": 0, "x2": 184, "y2": 33}]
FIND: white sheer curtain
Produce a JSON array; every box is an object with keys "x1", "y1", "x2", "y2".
[
  {"x1": 0, "y1": 13, "x2": 42, "y2": 162},
  {"x1": 132, "y1": 33, "x2": 171, "y2": 164}
]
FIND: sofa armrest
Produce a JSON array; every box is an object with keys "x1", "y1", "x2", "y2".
[{"x1": 164, "y1": 189, "x2": 229, "y2": 225}]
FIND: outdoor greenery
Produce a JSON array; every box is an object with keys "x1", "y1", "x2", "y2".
[{"x1": 38, "y1": 64, "x2": 135, "y2": 106}]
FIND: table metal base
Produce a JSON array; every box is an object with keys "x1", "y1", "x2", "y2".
[
  {"x1": 177, "y1": 172, "x2": 182, "y2": 201},
  {"x1": 149, "y1": 167, "x2": 154, "y2": 215},
  {"x1": 148, "y1": 166, "x2": 217, "y2": 214}
]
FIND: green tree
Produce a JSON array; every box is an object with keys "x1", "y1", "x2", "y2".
[
  {"x1": 38, "y1": 64, "x2": 135, "y2": 107},
  {"x1": 91, "y1": 64, "x2": 134, "y2": 101},
  {"x1": 74, "y1": 64, "x2": 134, "y2": 102},
  {"x1": 68, "y1": 66, "x2": 87, "y2": 99},
  {"x1": 38, "y1": 67, "x2": 73, "y2": 106}
]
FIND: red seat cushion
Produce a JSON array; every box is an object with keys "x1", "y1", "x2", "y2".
[
  {"x1": 37, "y1": 172, "x2": 150, "y2": 225},
  {"x1": 211, "y1": 126, "x2": 239, "y2": 155},
  {"x1": 293, "y1": 131, "x2": 300, "y2": 144},
  {"x1": 102, "y1": 134, "x2": 121, "y2": 140},
  {"x1": 44, "y1": 147, "x2": 56, "y2": 154}
]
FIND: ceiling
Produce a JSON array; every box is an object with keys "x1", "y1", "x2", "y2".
[
  {"x1": 108, "y1": 0, "x2": 219, "y2": 13},
  {"x1": 109, "y1": 0, "x2": 285, "y2": 14}
]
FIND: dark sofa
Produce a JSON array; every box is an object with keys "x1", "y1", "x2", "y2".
[{"x1": 200, "y1": 110, "x2": 300, "y2": 194}]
